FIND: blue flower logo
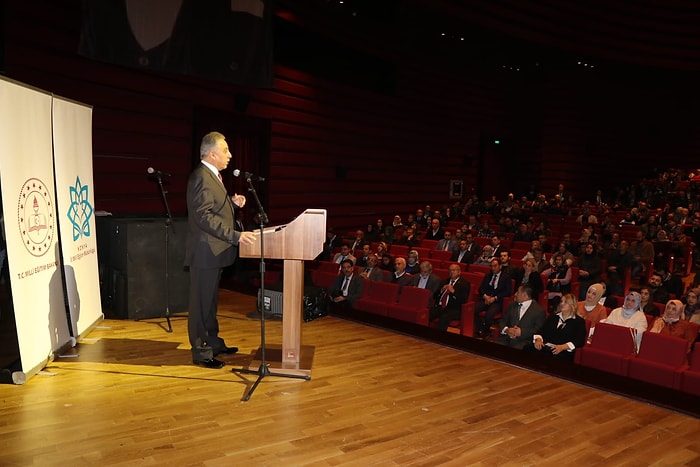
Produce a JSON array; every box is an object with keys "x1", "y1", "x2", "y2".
[{"x1": 67, "y1": 177, "x2": 94, "y2": 241}]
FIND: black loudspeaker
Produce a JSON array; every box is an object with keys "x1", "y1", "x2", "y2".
[{"x1": 97, "y1": 217, "x2": 189, "y2": 320}]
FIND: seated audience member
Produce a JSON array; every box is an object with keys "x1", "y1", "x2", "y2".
[
  {"x1": 526, "y1": 294, "x2": 587, "y2": 361},
  {"x1": 576, "y1": 283, "x2": 608, "y2": 340},
  {"x1": 332, "y1": 243, "x2": 356, "y2": 265},
  {"x1": 605, "y1": 240, "x2": 633, "y2": 295},
  {"x1": 490, "y1": 235, "x2": 506, "y2": 258},
  {"x1": 375, "y1": 241, "x2": 389, "y2": 259},
  {"x1": 498, "y1": 249, "x2": 518, "y2": 279},
  {"x1": 380, "y1": 253, "x2": 395, "y2": 273},
  {"x1": 552, "y1": 241, "x2": 575, "y2": 267},
  {"x1": 576, "y1": 242, "x2": 602, "y2": 300},
  {"x1": 478, "y1": 221, "x2": 495, "y2": 238},
  {"x1": 474, "y1": 245, "x2": 495, "y2": 265},
  {"x1": 356, "y1": 243, "x2": 372, "y2": 268},
  {"x1": 521, "y1": 240, "x2": 545, "y2": 262},
  {"x1": 683, "y1": 287, "x2": 700, "y2": 324},
  {"x1": 410, "y1": 260, "x2": 442, "y2": 297},
  {"x1": 496, "y1": 284, "x2": 547, "y2": 349},
  {"x1": 424, "y1": 218, "x2": 444, "y2": 241},
  {"x1": 649, "y1": 299, "x2": 697, "y2": 355},
  {"x1": 639, "y1": 286, "x2": 661, "y2": 317},
  {"x1": 542, "y1": 253, "x2": 572, "y2": 313},
  {"x1": 397, "y1": 226, "x2": 420, "y2": 248},
  {"x1": 600, "y1": 291, "x2": 648, "y2": 350},
  {"x1": 512, "y1": 258, "x2": 544, "y2": 301},
  {"x1": 531, "y1": 247, "x2": 548, "y2": 273},
  {"x1": 451, "y1": 238, "x2": 477, "y2": 265},
  {"x1": 359, "y1": 253, "x2": 383, "y2": 282},
  {"x1": 658, "y1": 265, "x2": 685, "y2": 298},
  {"x1": 473, "y1": 258, "x2": 513, "y2": 338},
  {"x1": 329, "y1": 259, "x2": 363, "y2": 309},
  {"x1": 405, "y1": 250, "x2": 420, "y2": 274},
  {"x1": 646, "y1": 271, "x2": 671, "y2": 304},
  {"x1": 430, "y1": 263, "x2": 470, "y2": 331},
  {"x1": 391, "y1": 257, "x2": 413, "y2": 287},
  {"x1": 349, "y1": 229, "x2": 365, "y2": 252},
  {"x1": 435, "y1": 230, "x2": 457, "y2": 252},
  {"x1": 629, "y1": 230, "x2": 654, "y2": 280},
  {"x1": 364, "y1": 223, "x2": 380, "y2": 242}
]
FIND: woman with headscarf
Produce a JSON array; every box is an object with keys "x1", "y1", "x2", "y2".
[
  {"x1": 600, "y1": 291, "x2": 648, "y2": 350},
  {"x1": 649, "y1": 299, "x2": 696, "y2": 355},
  {"x1": 474, "y1": 245, "x2": 494, "y2": 265},
  {"x1": 683, "y1": 287, "x2": 700, "y2": 324},
  {"x1": 576, "y1": 283, "x2": 608, "y2": 337}
]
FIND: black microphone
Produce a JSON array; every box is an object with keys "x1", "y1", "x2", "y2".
[
  {"x1": 147, "y1": 167, "x2": 172, "y2": 178},
  {"x1": 233, "y1": 169, "x2": 266, "y2": 181}
]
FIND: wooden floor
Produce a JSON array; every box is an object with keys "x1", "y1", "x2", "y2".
[{"x1": 1, "y1": 289, "x2": 699, "y2": 466}]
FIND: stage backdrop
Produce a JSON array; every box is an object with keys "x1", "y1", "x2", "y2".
[
  {"x1": 52, "y1": 96, "x2": 103, "y2": 339},
  {"x1": 0, "y1": 77, "x2": 71, "y2": 377}
]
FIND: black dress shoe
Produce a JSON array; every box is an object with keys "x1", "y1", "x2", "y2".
[
  {"x1": 215, "y1": 346, "x2": 239, "y2": 356},
  {"x1": 192, "y1": 358, "x2": 225, "y2": 369}
]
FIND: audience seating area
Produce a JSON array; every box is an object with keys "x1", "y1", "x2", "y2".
[{"x1": 303, "y1": 205, "x2": 700, "y2": 397}]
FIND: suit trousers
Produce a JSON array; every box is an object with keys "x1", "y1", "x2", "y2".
[{"x1": 188, "y1": 266, "x2": 226, "y2": 360}]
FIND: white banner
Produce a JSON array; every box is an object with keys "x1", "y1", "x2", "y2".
[
  {"x1": 0, "y1": 78, "x2": 71, "y2": 377},
  {"x1": 52, "y1": 97, "x2": 103, "y2": 339}
]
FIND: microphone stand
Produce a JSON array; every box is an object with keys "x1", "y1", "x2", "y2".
[
  {"x1": 152, "y1": 174, "x2": 173, "y2": 332},
  {"x1": 231, "y1": 175, "x2": 309, "y2": 401}
]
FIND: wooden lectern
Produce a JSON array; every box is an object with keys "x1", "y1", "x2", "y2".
[{"x1": 239, "y1": 209, "x2": 326, "y2": 376}]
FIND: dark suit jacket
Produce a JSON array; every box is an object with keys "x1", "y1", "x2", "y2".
[
  {"x1": 533, "y1": 313, "x2": 587, "y2": 361},
  {"x1": 434, "y1": 277, "x2": 470, "y2": 311},
  {"x1": 424, "y1": 228, "x2": 445, "y2": 240},
  {"x1": 513, "y1": 269, "x2": 544, "y2": 300},
  {"x1": 330, "y1": 273, "x2": 364, "y2": 306},
  {"x1": 497, "y1": 300, "x2": 547, "y2": 349},
  {"x1": 454, "y1": 242, "x2": 480, "y2": 264},
  {"x1": 410, "y1": 273, "x2": 442, "y2": 296},
  {"x1": 360, "y1": 266, "x2": 384, "y2": 282},
  {"x1": 478, "y1": 271, "x2": 512, "y2": 303},
  {"x1": 185, "y1": 163, "x2": 241, "y2": 268}
]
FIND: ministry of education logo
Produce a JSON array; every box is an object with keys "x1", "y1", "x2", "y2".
[
  {"x1": 18, "y1": 178, "x2": 55, "y2": 257},
  {"x1": 66, "y1": 176, "x2": 94, "y2": 241}
]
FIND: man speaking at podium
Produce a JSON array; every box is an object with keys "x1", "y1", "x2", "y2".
[{"x1": 185, "y1": 131, "x2": 257, "y2": 369}]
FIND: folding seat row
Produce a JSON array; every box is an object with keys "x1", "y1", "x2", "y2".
[
  {"x1": 353, "y1": 281, "x2": 432, "y2": 326},
  {"x1": 576, "y1": 322, "x2": 700, "y2": 393}
]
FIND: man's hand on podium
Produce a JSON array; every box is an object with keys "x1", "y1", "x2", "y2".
[{"x1": 238, "y1": 231, "x2": 257, "y2": 245}]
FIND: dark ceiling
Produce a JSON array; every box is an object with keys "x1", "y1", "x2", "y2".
[{"x1": 277, "y1": 0, "x2": 700, "y2": 74}]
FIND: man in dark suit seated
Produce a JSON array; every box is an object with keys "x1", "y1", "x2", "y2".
[
  {"x1": 430, "y1": 263, "x2": 470, "y2": 331},
  {"x1": 451, "y1": 234, "x2": 479, "y2": 265},
  {"x1": 330, "y1": 259, "x2": 364, "y2": 309},
  {"x1": 410, "y1": 261, "x2": 442, "y2": 298},
  {"x1": 496, "y1": 284, "x2": 546, "y2": 349},
  {"x1": 359, "y1": 253, "x2": 384, "y2": 282},
  {"x1": 473, "y1": 258, "x2": 513, "y2": 338}
]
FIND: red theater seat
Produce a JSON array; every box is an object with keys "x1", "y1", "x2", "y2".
[
  {"x1": 387, "y1": 286, "x2": 432, "y2": 326},
  {"x1": 575, "y1": 322, "x2": 636, "y2": 375},
  {"x1": 626, "y1": 331, "x2": 689, "y2": 388},
  {"x1": 353, "y1": 281, "x2": 400, "y2": 317}
]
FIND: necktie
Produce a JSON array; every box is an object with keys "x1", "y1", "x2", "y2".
[
  {"x1": 217, "y1": 172, "x2": 223, "y2": 183},
  {"x1": 490, "y1": 274, "x2": 498, "y2": 288},
  {"x1": 444, "y1": 241, "x2": 449, "y2": 251},
  {"x1": 439, "y1": 280, "x2": 454, "y2": 308},
  {"x1": 342, "y1": 277, "x2": 349, "y2": 295},
  {"x1": 517, "y1": 303, "x2": 524, "y2": 320}
]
